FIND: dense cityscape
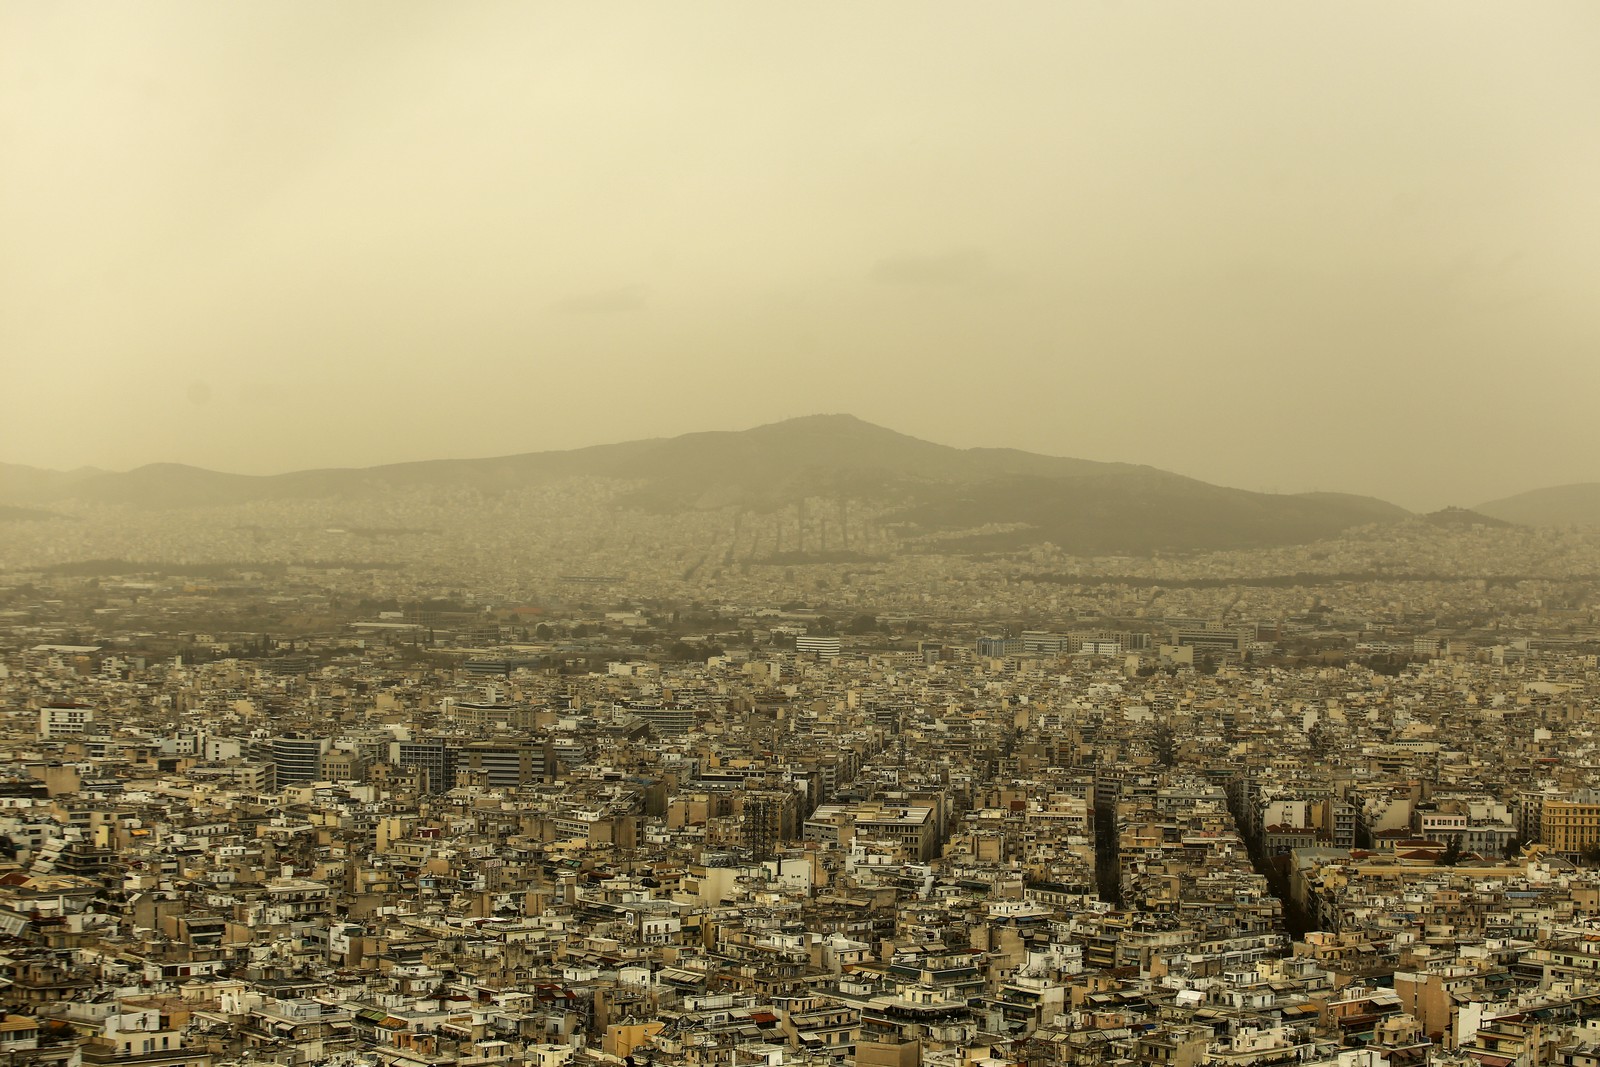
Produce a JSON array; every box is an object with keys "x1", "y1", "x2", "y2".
[
  {"x1": 6, "y1": 487, "x2": 1600, "y2": 1067},
  {"x1": 6, "y1": 5, "x2": 1597, "y2": 1067}
]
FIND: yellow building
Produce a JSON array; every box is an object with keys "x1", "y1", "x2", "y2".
[{"x1": 1540, "y1": 791, "x2": 1600, "y2": 855}]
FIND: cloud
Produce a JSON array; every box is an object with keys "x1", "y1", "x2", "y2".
[
  {"x1": 551, "y1": 284, "x2": 648, "y2": 315},
  {"x1": 871, "y1": 248, "x2": 988, "y2": 287}
]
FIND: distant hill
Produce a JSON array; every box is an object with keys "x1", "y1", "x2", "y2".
[
  {"x1": 0, "y1": 414, "x2": 1413, "y2": 554},
  {"x1": 0, "y1": 462, "x2": 106, "y2": 502},
  {"x1": 1475, "y1": 484, "x2": 1600, "y2": 526},
  {"x1": 0, "y1": 504, "x2": 65, "y2": 522},
  {"x1": 894, "y1": 473, "x2": 1410, "y2": 554},
  {"x1": 1422, "y1": 506, "x2": 1514, "y2": 529}
]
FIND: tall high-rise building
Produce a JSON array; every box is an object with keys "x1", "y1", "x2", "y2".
[
  {"x1": 459, "y1": 738, "x2": 557, "y2": 789},
  {"x1": 394, "y1": 739, "x2": 460, "y2": 793},
  {"x1": 270, "y1": 736, "x2": 328, "y2": 784},
  {"x1": 796, "y1": 635, "x2": 842, "y2": 658}
]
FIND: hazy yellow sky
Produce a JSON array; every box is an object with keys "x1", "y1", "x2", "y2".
[{"x1": 3, "y1": 2, "x2": 1598, "y2": 510}]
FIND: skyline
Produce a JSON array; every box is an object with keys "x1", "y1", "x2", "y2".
[
  {"x1": 0, "y1": 410, "x2": 1577, "y2": 519},
  {"x1": 4, "y1": 2, "x2": 1599, "y2": 512}
]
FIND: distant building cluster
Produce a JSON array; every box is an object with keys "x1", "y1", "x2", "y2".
[{"x1": 5, "y1": 525, "x2": 1600, "y2": 1067}]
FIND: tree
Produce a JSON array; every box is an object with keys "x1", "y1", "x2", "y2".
[
  {"x1": 1439, "y1": 838, "x2": 1462, "y2": 866},
  {"x1": 1154, "y1": 724, "x2": 1176, "y2": 767}
]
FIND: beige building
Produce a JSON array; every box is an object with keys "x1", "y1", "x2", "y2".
[{"x1": 1541, "y1": 791, "x2": 1600, "y2": 855}]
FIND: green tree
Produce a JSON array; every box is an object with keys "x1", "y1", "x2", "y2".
[
  {"x1": 1154, "y1": 724, "x2": 1176, "y2": 767},
  {"x1": 667, "y1": 641, "x2": 721, "y2": 662}
]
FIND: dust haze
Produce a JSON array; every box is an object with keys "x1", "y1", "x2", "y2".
[{"x1": 3, "y1": 2, "x2": 1599, "y2": 511}]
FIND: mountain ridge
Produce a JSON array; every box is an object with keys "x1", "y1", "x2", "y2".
[
  {"x1": 0, "y1": 415, "x2": 1414, "y2": 554},
  {"x1": 0, "y1": 415, "x2": 1149, "y2": 505},
  {"x1": 1474, "y1": 483, "x2": 1600, "y2": 527}
]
